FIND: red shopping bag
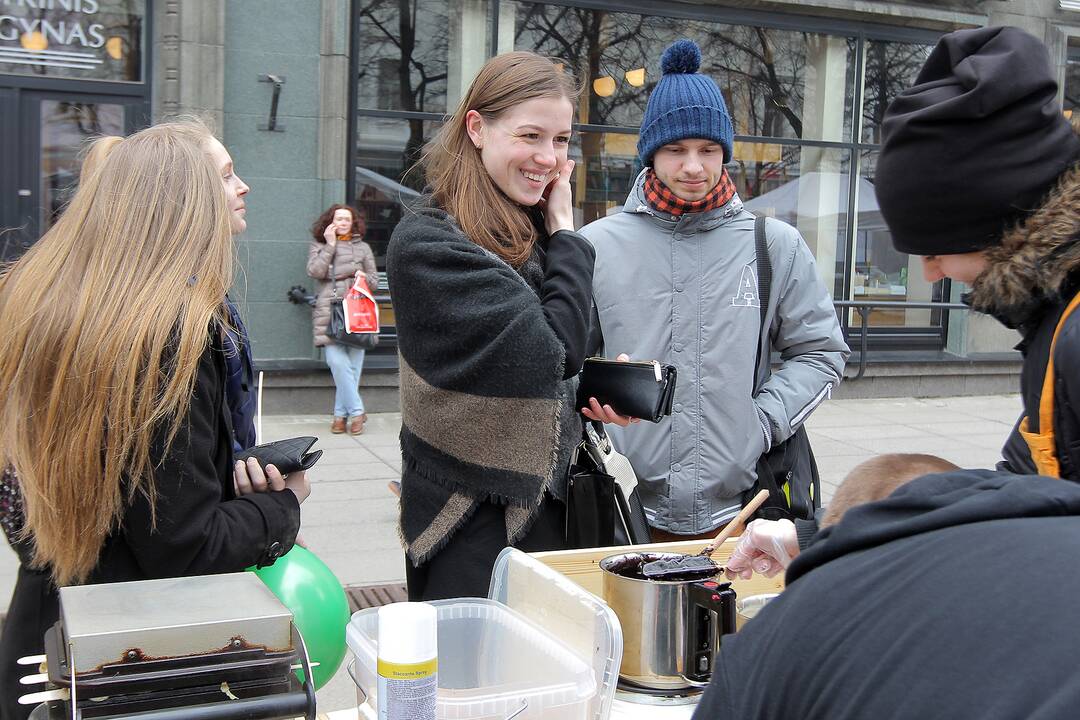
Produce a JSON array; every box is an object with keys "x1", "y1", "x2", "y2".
[{"x1": 343, "y1": 276, "x2": 379, "y2": 334}]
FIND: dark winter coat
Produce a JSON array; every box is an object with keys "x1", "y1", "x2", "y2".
[
  {"x1": 386, "y1": 198, "x2": 594, "y2": 565},
  {"x1": 695, "y1": 469, "x2": 1080, "y2": 720},
  {"x1": 0, "y1": 334, "x2": 300, "y2": 720},
  {"x1": 306, "y1": 235, "x2": 379, "y2": 347},
  {"x1": 965, "y1": 164, "x2": 1080, "y2": 480}
]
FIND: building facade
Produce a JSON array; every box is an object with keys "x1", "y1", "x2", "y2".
[{"x1": 2, "y1": 0, "x2": 1078, "y2": 409}]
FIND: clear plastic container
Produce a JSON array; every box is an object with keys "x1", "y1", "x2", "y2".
[{"x1": 347, "y1": 596, "x2": 597, "y2": 719}]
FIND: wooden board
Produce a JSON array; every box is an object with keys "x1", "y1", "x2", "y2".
[
  {"x1": 530, "y1": 537, "x2": 784, "y2": 600},
  {"x1": 344, "y1": 582, "x2": 408, "y2": 612}
]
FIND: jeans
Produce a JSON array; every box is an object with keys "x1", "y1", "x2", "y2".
[{"x1": 323, "y1": 342, "x2": 366, "y2": 418}]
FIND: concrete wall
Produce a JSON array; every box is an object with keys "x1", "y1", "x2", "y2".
[
  {"x1": 221, "y1": 0, "x2": 348, "y2": 364},
  {"x1": 154, "y1": 0, "x2": 350, "y2": 367}
]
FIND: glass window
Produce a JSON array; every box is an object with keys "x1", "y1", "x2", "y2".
[
  {"x1": 353, "y1": 0, "x2": 490, "y2": 114},
  {"x1": 570, "y1": 130, "x2": 640, "y2": 227},
  {"x1": 851, "y1": 150, "x2": 945, "y2": 328},
  {"x1": 352, "y1": 117, "x2": 440, "y2": 267},
  {"x1": 40, "y1": 100, "x2": 125, "y2": 232},
  {"x1": 349, "y1": 0, "x2": 950, "y2": 346},
  {"x1": 737, "y1": 144, "x2": 851, "y2": 299},
  {"x1": 509, "y1": 3, "x2": 855, "y2": 142},
  {"x1": 861, "y1": 39, "x2": 933, "y2": 144},
  {"x1": 0, "y1": 0, "x2": 146, "y2": 82},
  {"x1": 1064, "y1": 45, "x2": 1080, "y2": 117}
]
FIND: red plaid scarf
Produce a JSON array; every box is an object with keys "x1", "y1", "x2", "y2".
[{"x1": 643, "y1": 168, "x2": 737, "y2": 216}]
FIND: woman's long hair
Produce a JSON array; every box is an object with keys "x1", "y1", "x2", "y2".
[
  {"x1": 422, "y1": 52, "x2": 580, "y2": 267},
  {"x1": 310, "y1": 203, "x2": 366, "y2": 243},
  {"x1": 0, "y1": 120, "x2": 235, "y2": 585}
]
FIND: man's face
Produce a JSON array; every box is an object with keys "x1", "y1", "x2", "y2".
[
  {"x1": 651, "y1": 138, "x2": 726, "y2": 202},
  {"x1": 921, "y1": 251, "x2": 990, "y2": 284}
]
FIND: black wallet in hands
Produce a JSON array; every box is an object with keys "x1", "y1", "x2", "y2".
[
  {"x1": 575, "y1": 357, "x2": 678, "y2": 423},
  {"x1": 235, "y1": 436, "x2": 323, "y2": 475}
]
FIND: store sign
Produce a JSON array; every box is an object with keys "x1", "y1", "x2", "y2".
[{"x1": 0, "y1": 0, "x2": 145, "y2": 82}]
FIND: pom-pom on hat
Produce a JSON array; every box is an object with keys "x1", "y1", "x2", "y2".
[{"x1": 637, "y1": 39, "x2": 734, "y2": 165}]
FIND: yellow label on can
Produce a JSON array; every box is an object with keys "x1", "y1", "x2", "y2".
[{"x1": 377, "y1": 657, "x2": 437, "y2": 680}]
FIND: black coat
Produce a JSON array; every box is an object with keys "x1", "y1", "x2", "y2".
[
  {"x1": 998, "y1": 277, "x2": 1080, "y2": 478},
  {"x1": 0, "y1": 335, "x2": 300, "y2": 720},
  {"x1": 961, "y1": 163, "x2": 1080, "y2": 482},
  {"x1": 694, "y1": 469, "x2": 1080, "y2": 720}
]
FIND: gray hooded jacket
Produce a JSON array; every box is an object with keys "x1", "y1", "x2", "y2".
[{"x1": 579, "y1": 171, "x2": 849, "y2": 534}]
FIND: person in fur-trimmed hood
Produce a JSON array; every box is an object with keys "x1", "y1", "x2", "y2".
[{"x1": 876, "y1": 25, "x2": 1080, "y2": 481}]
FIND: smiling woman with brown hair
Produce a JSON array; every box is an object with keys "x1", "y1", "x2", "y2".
[
  {"x1": 0, "y1": 120, "x2": 309, "y2": 719},
  {"x1": 387, "y1": 51, "x2": 628, "y2": 601}
]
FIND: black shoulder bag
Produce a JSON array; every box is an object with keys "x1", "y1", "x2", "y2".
[
  {"x1": 565, "y1": 422, "x2": 652, "y2": 548},
  {"x1": 742, "y1": 215, "x2": 820, "y2": 521}
]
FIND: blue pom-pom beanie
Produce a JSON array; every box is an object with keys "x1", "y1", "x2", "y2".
[{"x1": 637, "y1": 39, "x2": 734, "y2": 165}]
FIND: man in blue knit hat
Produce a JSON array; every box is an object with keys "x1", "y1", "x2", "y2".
[{"x1": 579, "y1": 39, "x2": 848, "y2": 539}]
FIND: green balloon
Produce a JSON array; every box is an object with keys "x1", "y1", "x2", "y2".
[{"x1": 251, "y1": 545, "x2": 350, "y2": 690}]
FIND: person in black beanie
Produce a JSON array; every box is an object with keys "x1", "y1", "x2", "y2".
[
  {"x1": 876, "y1": 25, "x2": 1080, "y2": 481},
  {"x1": 712, "y1": 25, "x2": 1080, "y2": 582}
]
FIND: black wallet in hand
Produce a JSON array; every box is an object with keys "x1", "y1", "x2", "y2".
[
  {"x1": 576, "y1": 357, "x2": 678, "y2": 423},
  {"x1": 235, "y1": 436, "x2": 323, "y2": 475}
]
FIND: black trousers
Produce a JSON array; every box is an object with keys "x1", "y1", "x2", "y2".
[{"x1": 406, "y1": 497, "x2": 566, "y2": 601}]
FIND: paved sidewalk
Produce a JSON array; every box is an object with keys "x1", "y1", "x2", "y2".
[{"x1": 0, "y1": 394, "x2": 1022, "y2": 711}]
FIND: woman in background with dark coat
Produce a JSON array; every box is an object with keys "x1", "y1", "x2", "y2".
[{"x1": 307, "y1": 204, "x2": 379, "y2": 435}]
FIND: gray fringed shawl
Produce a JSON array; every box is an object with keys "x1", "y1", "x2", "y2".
[{"x1": 386, "y1": 201, "x2": 582, "y2": 564}]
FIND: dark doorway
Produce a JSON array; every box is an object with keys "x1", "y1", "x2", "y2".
[{"x1": 1, "y1": 88, "x2": 143, "y2": 261}]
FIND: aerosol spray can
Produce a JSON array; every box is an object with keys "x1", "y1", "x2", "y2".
[{"x1": 377, "y1": 602, "x2": 437, "y2": 720}]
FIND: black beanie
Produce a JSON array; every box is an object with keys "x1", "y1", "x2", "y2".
[{"x1": 877, "y1": 25, "x2": 1080, "y2": 256}]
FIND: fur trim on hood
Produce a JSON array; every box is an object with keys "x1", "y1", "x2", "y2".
[{"x1": 967, "y1": 161, "x2": 1080, "y2": 328}]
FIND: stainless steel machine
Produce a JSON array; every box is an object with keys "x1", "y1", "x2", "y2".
[{"x1": 18, "y1": 573, "x2": 317, "y2": 720}]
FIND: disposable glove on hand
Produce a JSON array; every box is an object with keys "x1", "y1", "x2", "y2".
[{"x1": 724, "y1": 518, "x2": 799, "y2": 580}]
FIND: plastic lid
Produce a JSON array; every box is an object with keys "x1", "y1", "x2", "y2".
[{"x1": 377, "y1": 602, "x2": 437, "y2": 663}]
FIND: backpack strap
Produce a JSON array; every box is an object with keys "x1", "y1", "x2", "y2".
[
  {"x1": 753, "y1": 215, "x2": 771, "y2": 387},
  {"x1": 1020, "y1": 290, "x2": 1080, "y2": 478}
]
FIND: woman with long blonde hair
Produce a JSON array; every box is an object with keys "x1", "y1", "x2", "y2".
[
  {"x1": 387, "y1": 52, "x2": 627, "y2": 601},
  {"x1": 0, "y1": 120, "x2": 309, "y2": 719}
]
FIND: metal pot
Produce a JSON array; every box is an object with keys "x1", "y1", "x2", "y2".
[{"x1": 600, "y1": 551, "x2": 736, "y2": 691}]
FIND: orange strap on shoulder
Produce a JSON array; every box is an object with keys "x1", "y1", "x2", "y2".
[{"x1": 1019, "y1": 291, "x2": 1080, "y2": 478}]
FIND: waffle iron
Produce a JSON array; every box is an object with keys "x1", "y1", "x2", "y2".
[{"x1": 19, "y1": 573, "x2": 317, "y2": 720}]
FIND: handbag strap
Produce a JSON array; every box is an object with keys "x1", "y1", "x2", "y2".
[{"x1": 752, "y1": 215, "x2": 772, "y2": 389}]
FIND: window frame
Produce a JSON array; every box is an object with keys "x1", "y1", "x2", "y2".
[{"x1": 348, "y1": 0, "x2": 948, "y2": 348}]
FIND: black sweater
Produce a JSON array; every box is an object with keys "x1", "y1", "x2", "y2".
[{"x1": 695, "y1": 469, "x2": 1080, "y2": 720}]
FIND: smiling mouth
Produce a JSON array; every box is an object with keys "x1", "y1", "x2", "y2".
[{"x1": 521, "y1": 170, "x2": 548, "y2": 183}]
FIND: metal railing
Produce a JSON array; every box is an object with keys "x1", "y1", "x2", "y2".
[{"x1": 834, "y1": 300, "x2": 970, "y2": 380}]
